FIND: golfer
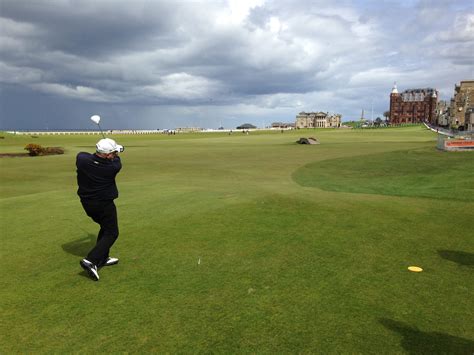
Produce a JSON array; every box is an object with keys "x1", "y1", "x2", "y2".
[{"x1": 76, "y1": 138, "x2": 124, "y2": 281}]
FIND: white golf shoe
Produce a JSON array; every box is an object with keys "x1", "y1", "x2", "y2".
[
  {"x1": 80, "y1": 259, "x2": 99, "y2": 281},
  {"x1": 103, "y1": 257, "x2": 119, "y2": 266}
]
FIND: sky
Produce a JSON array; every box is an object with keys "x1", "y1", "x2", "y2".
[{"x1": 0, "y1": 0, "x2": 473, "y2": 130}]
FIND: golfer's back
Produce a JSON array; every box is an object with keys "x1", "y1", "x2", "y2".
[{"x1": 76, "y1": 152, "x2": 122, "y2": 200}]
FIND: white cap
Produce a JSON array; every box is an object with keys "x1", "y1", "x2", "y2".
[{"x1": 96, "y1": 138, "x2": 124, "y2": 153}]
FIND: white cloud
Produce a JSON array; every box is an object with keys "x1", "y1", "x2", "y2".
[
  {"x1": 227, "y1": 0, "x2": 265, "y2": 24},
  {"x1": 267, "y1": 16, "x2": 285, "y2": 33},
  {"x1": 349, "y1": 67, "x2": 404, "y2": 87},
  {"x1": 29, "y1": 83, "x2": 118, "y2": 102},
  {"x1": 0, "y1": 62, "x2": 43, "y2": 84},
  {"x1": 139, "y1": 73, "x2": 222, "y2": 100},
  {"x1": 438, "y1": 13, "x2": 474, "y2": 42},
  {"x1": 0, "y1": 17, "x2": 38, "y2": 37}
]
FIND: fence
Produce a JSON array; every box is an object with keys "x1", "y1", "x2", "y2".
[{"x1": 6, "y1": 130, "x2": 162, "y2": 135}]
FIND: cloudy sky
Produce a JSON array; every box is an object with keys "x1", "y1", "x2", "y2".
[{"x1": 0, "y1": 0, "x2": 473, "y2": 130}]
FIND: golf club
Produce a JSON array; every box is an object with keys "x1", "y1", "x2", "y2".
[{"x1": 90, "y1": 115, "x2": 106, "y2": 138}]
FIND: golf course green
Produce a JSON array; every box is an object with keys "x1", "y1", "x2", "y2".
[{"x1": 1, "y1": 126, "x2": 473, "y2": 353}]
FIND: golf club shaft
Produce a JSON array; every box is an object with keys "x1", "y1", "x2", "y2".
[{"x1": 97, "y1": 123, "x2": 106, "y2": 138}]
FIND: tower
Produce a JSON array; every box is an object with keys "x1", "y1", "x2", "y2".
[
  {"x1": 429, "y1": 90, "x2": 438, "y2": 124},
  {"x1": 389, "y1": 82, "x2": 400, "y2": 123}
]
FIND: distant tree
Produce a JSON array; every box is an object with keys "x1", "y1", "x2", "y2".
[
  {"x1": 383, "y1": 111, "x2": 390, "y2": 121},
  {"x1": 375, "y1": 117, "x2": 382, "y2": 127}
]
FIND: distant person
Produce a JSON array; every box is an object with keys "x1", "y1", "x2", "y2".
[{"x1": 76, "y1": 138, "x2": 124, "y2": 281}]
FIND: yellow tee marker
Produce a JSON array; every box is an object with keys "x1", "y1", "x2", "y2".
[{"x1": 408, "y1": 266, "x2": 423, "y2": 272}]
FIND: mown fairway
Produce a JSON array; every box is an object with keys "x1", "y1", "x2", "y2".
[{"x1": 1, "y1": 126, "x2": 473, "y2": 353}]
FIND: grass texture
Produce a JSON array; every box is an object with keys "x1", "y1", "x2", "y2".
[{"x1": 0, "y1": 126, "x2": 473, "y2": 353}]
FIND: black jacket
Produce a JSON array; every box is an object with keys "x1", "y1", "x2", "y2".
[{"x1": 76, "y1": 152, "x2": 122, "y2": 200}]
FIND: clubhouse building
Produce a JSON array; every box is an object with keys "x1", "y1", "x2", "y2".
[{"x1": 295, "y1": 112, "x2": 342, "y2": 128}]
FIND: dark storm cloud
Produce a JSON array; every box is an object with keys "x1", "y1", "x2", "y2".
[
  {"x1": 0, "y1": 0, "x2": 185, "y2": 56},
  {"x1": 0, "y1": 0, "x2": 472, "y2": 129}
]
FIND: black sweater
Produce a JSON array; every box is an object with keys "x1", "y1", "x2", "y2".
[{"x1": 76, "y1": 152, "x2": 122, "y2": 200}]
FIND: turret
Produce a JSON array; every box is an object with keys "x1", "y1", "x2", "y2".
[
  {"x1": 389, "y1": 82, "x2": 399, "y2": 124},
  {"x1": 391, "y1": 82, "x2": 398, "y2": 94}
]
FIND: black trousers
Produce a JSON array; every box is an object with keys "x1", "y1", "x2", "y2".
[{"x1": 81, "y1": 199, "x2": 119, "y2": 266}]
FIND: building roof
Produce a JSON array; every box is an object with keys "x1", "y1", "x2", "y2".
[
  {"x1": 298, "y1": 111, "x2": 327, "y2": 116},
  {"x1": 402, "y1": 88, "x2": 436, "y2": 94}
]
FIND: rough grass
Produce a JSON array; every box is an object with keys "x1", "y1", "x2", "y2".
[{"x1": 0, "y1": 127, "x2": 473, "y2": 353}]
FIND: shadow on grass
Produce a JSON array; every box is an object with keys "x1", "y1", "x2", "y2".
[
  {"x1": 438, "y1": 250, "x2": 474, "y2": 267},
  {"x1": 380, "y1": 319, "x2": 474, "y2": 354},
  {"x1": 62, "y1": 234, "x2": 95, "y2": 257}
]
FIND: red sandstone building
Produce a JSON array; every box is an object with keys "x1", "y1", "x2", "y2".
[{"x1": 389, "y1": 84, "x2": 438, "y2": 124}]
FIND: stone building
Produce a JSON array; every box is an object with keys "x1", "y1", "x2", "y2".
[
  {"x1": 465, "y1": 108, "x2": 474, "y2": 131},
  {"x1": 389, "y1": 83, "x2": 438, "y2": 124},
  {"x1": 271, "y1": 122, "x2": 295, "y2": 129},
  {"x1": 449, "y1": 80, "x2": 474, "y2": 130},
  {"x1": 435, "y1": 100, "x2": 450, "y2": 127},
  {"x1": 295, "y1": 112, "x2": 341, "y2": 128}
]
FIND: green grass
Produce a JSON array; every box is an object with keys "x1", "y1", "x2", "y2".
[
  {"x1": 294, "y1": 148, "x2": 474, "y2": 201},
  {"x1": 1, "y1": 127, "x2": 473, "y2": 353}
]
